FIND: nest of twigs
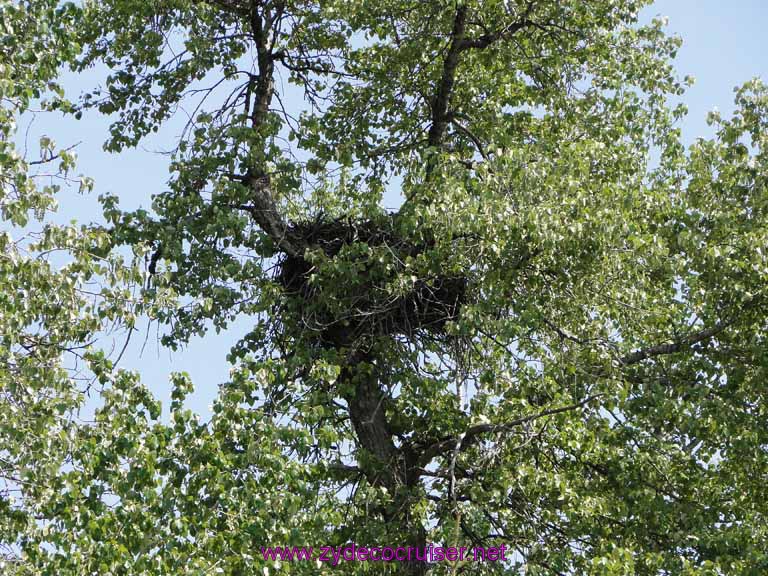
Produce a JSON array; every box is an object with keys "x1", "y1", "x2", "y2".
[{"x1": 276, "y1": 215, "x2": 466, "y2": 348}]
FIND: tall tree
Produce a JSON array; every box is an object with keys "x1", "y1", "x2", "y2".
[{"x1": 3, "y1": 0, "x2": 768, "y2": 574}]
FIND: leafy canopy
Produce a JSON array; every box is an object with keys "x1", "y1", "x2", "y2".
[{"x1": 2, "y1": 0, "x2": 768, "y2": 574}]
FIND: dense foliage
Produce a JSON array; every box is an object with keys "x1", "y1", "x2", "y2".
[{"x1": 2, "y1": 0, "x2": 768, "y2": 574}]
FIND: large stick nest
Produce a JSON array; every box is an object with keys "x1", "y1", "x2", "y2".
[{"x1": 275, "y1": 215, "x2": 467, "y2": 348}]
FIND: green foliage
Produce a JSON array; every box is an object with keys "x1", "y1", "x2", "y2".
[{"x1": 2, "y1": 0, "x2": 768, "y2": 574}]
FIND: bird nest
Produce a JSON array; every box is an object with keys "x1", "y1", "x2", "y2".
[{"x1": 275, "y1": 215, "x2": 467, "y2": 348}]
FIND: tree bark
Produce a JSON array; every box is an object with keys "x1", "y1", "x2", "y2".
[{"x1": 340, "y1": 351, "x2": 429, "y2": 575}]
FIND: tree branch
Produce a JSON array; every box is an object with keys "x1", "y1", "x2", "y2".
[
  {"x1": 427, "y1": 3, "x2": 535, "y2": 149},
  {"x1": 243, "y1": 174, "x2": 301, "y2": 257},
  {"x1": 457, "y1": 5, "x2": 534, "y2": 51},
  {"x1": 619, "y1": 318, "x2": 735, "y2": 366},
  {"x1": 420, "y1": 393, "x2": 603, "y2": 464},
  {"x1": 427, "y1": 5, "x2": 468, "y2": 148},
  {"x1": 241, "y1": 0, "x2": 301, "y2": 257}
]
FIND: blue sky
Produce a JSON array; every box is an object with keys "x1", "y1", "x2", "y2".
[
  {"x1": 18, "y1": 1, "x2": 768, "y2": 419},
  {"x1": 648, "y1": 0, "x2": 768, "y2": 141}
]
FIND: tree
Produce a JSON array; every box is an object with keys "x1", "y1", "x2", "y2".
[
  {"x1": 0, "y1": 0, "x2": 136, "y2": 571},
  {"x1": 3, "y1": 0, "x2": 768, "y2": 574}
]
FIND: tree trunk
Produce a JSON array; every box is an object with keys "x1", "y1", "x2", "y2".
[{"x1": 341, "y1": 351, "x2": 430, "y2": 575}]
